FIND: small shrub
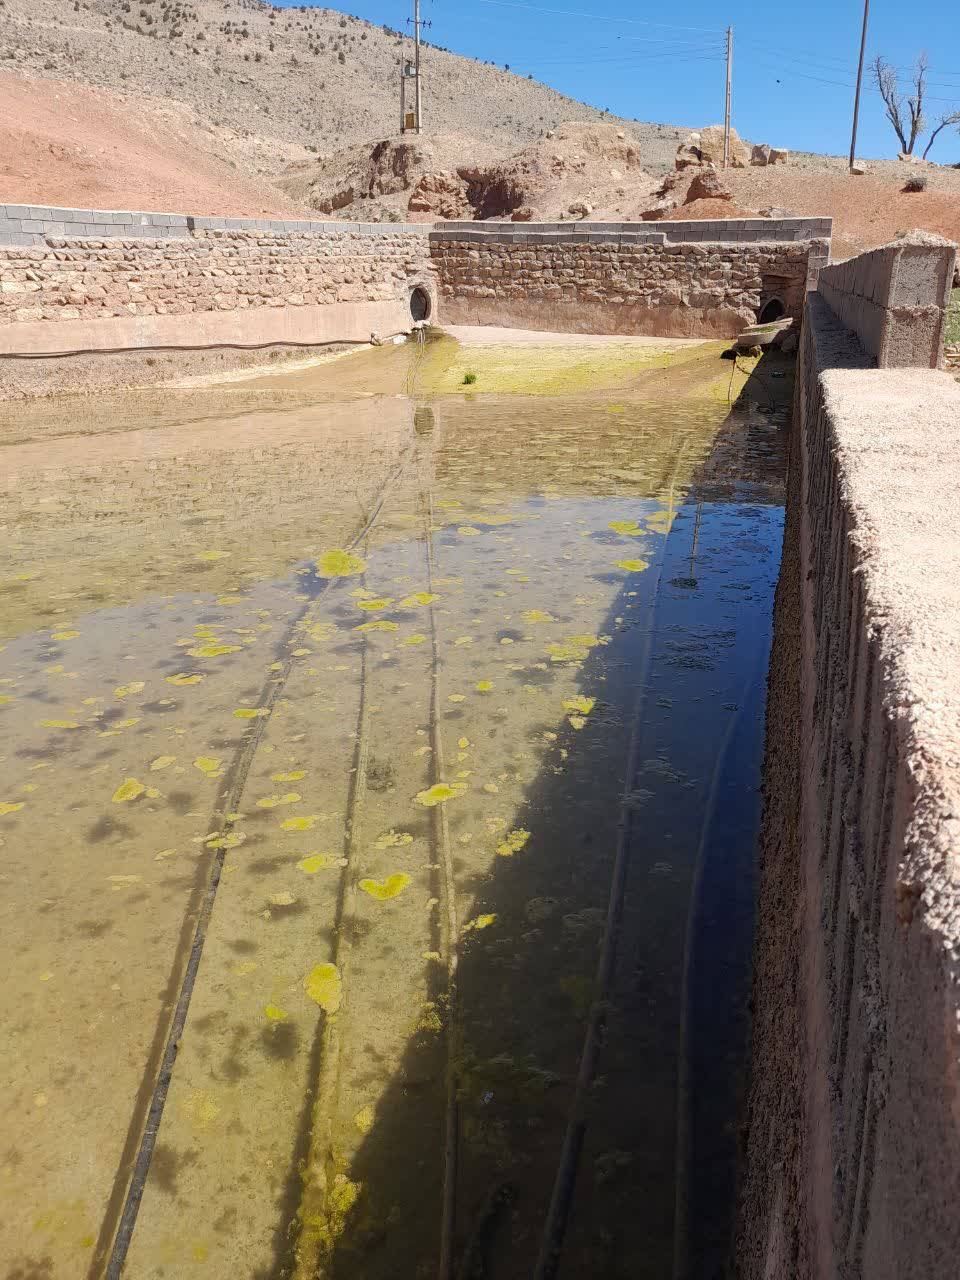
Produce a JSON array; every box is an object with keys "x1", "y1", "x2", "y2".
[
  {"x1": 462, "y1": 371, "x2": 478, "y2": 385},
  {"x1": 903, "y1": 173, "x2": 928, "y2": 193}
]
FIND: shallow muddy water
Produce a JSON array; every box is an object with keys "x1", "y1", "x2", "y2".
[{"x1": 0, "y1": 338, "x2": 788, "y2": 1280}]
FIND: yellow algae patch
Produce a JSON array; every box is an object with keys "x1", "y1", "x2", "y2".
[
  {"x1": 317, "y1": 549, "x2": 366, "y2": 578},
  {"x1": 646, "y1": 509, "x2": 677, "y2": 535},
  {"x1": 0, "y1": 694, "x2": 16, "y2": 705},
  {"x1": 415, "y1": 782, "x2": 467, "y2": 807},
  {"x1": 115, "y1": 718, "x2": 141, "y2": 729},
  {"x1": 448, "y1": 693, "x2": 466, "y2": 703},
  {"x1": 114, "y1": 681, "x2": 145, "y2": 698},
  {"x1": 165, "y1": 673, "x2": 204, "y2": 686},
  {"x1": 39, "y1": 719, "x2": 79, "y2": 730},
  {"x1": 150, "y1": 756, "x2": 176, "y2": 771},
  {"x1": 399, "y1": 592, "x2": 438, "y2": 607},
  {"x1": 374, "y1": 830, "x2": 414, "y2": 849},
  {"x1": 458, "y1": 737, "x2": 471, "y2": 750},
  {"x1": 272, "y1": 769, "x2": 306, "y2": 783},
  {"x1": 205, "y1": 832, "x2": 246, "y2": 850},
  {"x1": 356, "y1": 598, "x2": 394, "y2": 612},
  {"x1": 234, "y1": 706, "x2": 270, "y2": 720},
  {"x1": 193, "y1": 757, "x2": 222, "y2": 777},
  {"x1": 188, "y1": 642, "x2": 241, "y2": 659},
  {"x1": 304, "y1": 963, "x2": 342, "y2": 1013},
  {"x1": 196, "y1": 549, "x2": 230, "y2": 561},
  {"x1": 521, "y1": 609, "x2": 556, "y2": 624},
  {"x1": 355, "y1": 619, "x2": 399, "y2": 633},
  {"x1": 107, "y1": 874, "x2": 143, "y2": 889},
  {"x1": 50, "y1": 630, "x2": 80, "y2": 640},
  {"x1": 217, "y1": 595, "x2": 247, "y2": 606},
  {"x1": 182, "y1": 1089, "x2": 220, "y2": 1131},
  {"x1": 354, "y1": 1105, "x2": 375, "y2": 1135},
  {"x1": 608, "y1": 520, "x2": 644, "y2": 537},
  {"x1": 257, "y1": 792, "x2": 302, "y2": 809},
  {"x1": 563, "y1": 695, "x2": 597, "y2": 716},
  {"x1": 359, "y1": 873, "x2": 411, "y2": 901},
  {"x1": 463, "y1": 913, "x2": 498, "y2": 933},
  {"x1": 297, "y1": 852, "x2": 341, "y2": 873},
  {"x1": 111, "y1": 778, "x2": 145, "y2": 803},
  {"x1": 457, "y1": 526, "x2": 481, "y2": 536},
  {"x1": 400, "y1": 633, "x2": 427, "y2": 647},
  {"x1": 475, "y1": 680, "x2": 494, "y2": 693},
  {"x1": 616, "y1": 558, "x2": 650, "y2": 572},
  {"x1": 496, "y1": 829, "x2": 531, "y2": 857},
  {"x1": 264, "y1": 1004, "x2": 287, "y2": 1022},
  {"x1": 0, "y1": 801, "x2": 25, "y2": 816},
  {"x1": 282, "y1": 814, "x2": 323, "y2": 832},
  {"x1": 547, "y1": 634, "x2": 606, "y2": 664}
]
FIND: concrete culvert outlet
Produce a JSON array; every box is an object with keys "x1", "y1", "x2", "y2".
[
  {"x1": 410, "y1": 287, "x2": 432, "y2": 322},
  {"x1": 758, "y1": 296, "x2": 787, "y2": 324}
]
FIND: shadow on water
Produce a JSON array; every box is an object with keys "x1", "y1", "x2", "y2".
[{"x1": 263, "y1": 351, "x2": 791, "y2": 1280}]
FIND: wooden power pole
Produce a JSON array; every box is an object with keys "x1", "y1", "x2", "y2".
[
  {"x1": 723, "y1": 26, "x2": 733, "y2": 168},
  {"x1": 414, "y1": 0, "x2": 423, "y2": 134},
  {"x1": 849, "y1": 0, "x2": 870, "y2": 169}
]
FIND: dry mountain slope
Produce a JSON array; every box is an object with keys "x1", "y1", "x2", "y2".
[
  {"x1": 0, "y1": 70, "x2": 305, "y2": 213},
  {"x1": 1, "y1": 0, "x2": 685, "y2": 181}
]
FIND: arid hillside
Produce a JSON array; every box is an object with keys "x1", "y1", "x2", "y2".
[{"x1": 0, "y1": 0, "x2": 684, "y2": 177}]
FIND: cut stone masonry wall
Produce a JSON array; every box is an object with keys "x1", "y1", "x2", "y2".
[
  {"x1": 431, "y1": 224, "x2": 829, "y2": 339},
  {"x1": 0, "y1": 207, "x2": 832, "y2": 360}
]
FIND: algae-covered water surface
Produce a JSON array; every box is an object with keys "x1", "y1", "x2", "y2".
[{"x1": 0, "y1": 335, "x2": 788, "y2": 1280}]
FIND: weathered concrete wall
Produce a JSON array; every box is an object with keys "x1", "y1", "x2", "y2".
[
  {"x1": 0, "y1": 207, "x2": 434, "y2": 359},
  {"x1": 0, "y1": 207, "x2": 831, "y2": 366},
  {"x1": 431, "y1": 219, "x2": 830, "y2": 339},
  {"x1": 738, "y1": 254, "x2": 960, "y2": 1277},
  {"x1": 816, "y1": 230, "x2": 956, "y2": 368}
]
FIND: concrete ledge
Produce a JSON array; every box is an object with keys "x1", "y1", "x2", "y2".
[
  {"x1": 816, "y1": 232, "x2": 957, "y2": 367},
  {"x1": 432, "y1": 216, "x2": 832, "y2": 245},
  {"x1": 0, "y1": 298, "x2": 416, "y2": 356},
  {"x1": 738, "y1": 293, "x2": 960, "y2": 1279}
]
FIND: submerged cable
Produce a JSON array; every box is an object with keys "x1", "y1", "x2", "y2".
[
  {"x1": 91, "y1": 447, "x2": 414, "y2": 1280},
  {"x1": 291, "y1": 561, "x2": 374, "y2": 1280},
  {"x1": 421, "y1": 487, "x2": 462, "y2": 1280},
  {"x1": 533, "y1": 447, "x2": 690, "y2": 1280}
]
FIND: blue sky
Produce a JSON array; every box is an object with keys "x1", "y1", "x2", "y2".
[{"x1": 288, "y1": 1, "x2": 960, "y2": 162}]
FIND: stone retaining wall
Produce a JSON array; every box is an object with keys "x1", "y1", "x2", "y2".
[
  {"x1": 0, "y1": 207, "x2": 832, "y2": 365},
  {"x1": 738, "y1": 248, "x2": 960, "y2": 1279},
  {"x1": 431, "y1": 221, "x2": 829, "y2": 339},
  {"x1": 0, "y1": 213, "x2": 433, "y2": 359}
]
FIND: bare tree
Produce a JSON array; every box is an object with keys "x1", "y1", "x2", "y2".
[
  {"x1": 871, "y1": 53, "x2": 929, "y2": 155},
  {"x1": 922, "y1": 109, "x2": 960, "y2": 159}
]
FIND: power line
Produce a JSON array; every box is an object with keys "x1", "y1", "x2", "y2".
[{"x1": 474, "y1": 0, "x2": 719, "y2": 35}]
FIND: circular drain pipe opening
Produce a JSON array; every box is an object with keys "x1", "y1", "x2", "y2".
[
  {"x1": 410, "y1": 286, "x2": 432, "y2": 322},
  {"x1": 757, "y1": 295, "x2": 787, "y2": 324}
]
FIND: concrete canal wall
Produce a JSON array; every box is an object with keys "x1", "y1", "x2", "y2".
[
  {"x1": 0, "y1": 205, "x2": 829, "y2": 386},
  {"x1": 738, "y1": 233, "x2": 960, "y2": 1280}
]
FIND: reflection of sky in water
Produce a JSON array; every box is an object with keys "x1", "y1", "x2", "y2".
[{"x1": 0, "y1": 346, "x2": 787, "y2": 1280}]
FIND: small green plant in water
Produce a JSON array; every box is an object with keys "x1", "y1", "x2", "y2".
[{"x1": 462, "y1": 371, "x2": 478, "y2": 386}]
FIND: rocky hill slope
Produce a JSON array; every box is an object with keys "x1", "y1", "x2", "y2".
[{"x1": 0, "y1": 0, "x2": 684, "y2": 180}]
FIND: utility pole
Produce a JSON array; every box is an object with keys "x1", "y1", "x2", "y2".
[
  {"x1": 849, "y1": 0, "x2": 870, "y2": 170},
  {"x1": 723, "y1": 26, "x2": 733, "y2": 168},
  {"x1": 414, "y1": 0, "x2": 423, "y2": 134}
]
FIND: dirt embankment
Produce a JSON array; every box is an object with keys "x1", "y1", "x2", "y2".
[{"x1": 0, "y1": 71, "x2": 306, "y2": 215}]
